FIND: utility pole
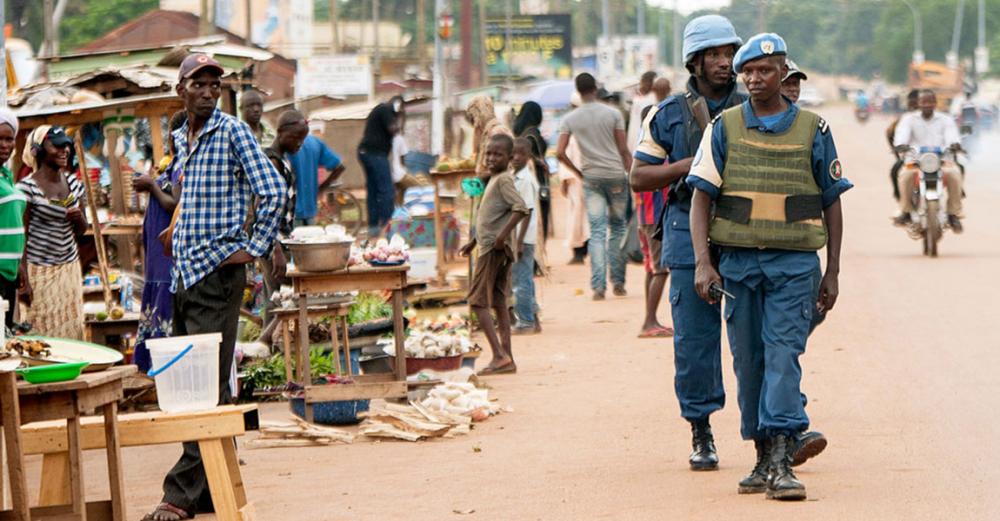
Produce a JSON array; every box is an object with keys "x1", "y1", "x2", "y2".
[
  {"x1": 42, "y1": 0, "x2": 54, "y2": 57},
  {"x1": 975, "y1": 0, "x2": 988, "y2": 76},
  {"x1": 947, "y1": 0, "x2": 965, "y2": 69},
  {"x1": 460, "y1": 0, "x2": 472, "y2": 87},
  {"x1": 330, "y1": 0, "x2": 341, "y2": 53},
  {"x1": 199, "y1": 0, "x2": 212, "y2": 36},
  {"x1": 657, "y1": 7, "x2": 664, "y2": 64},
  {"x1": 755, "y1": 0, "x2": 766, "y2": 33},
  {"x1": 637, "y1": 0, "x2": 645, "y2": 35},
  {"x1": 505, "y1": 0, "x2": 513, "y2": 83},
  {"x1": 1, "y1": 0, "x2": 6, "y2": 106},
  {"x1": 417, "y1": 0, "x2": 426, "y2": 71},
  {"x1": 602, "y1": 0, "x2": 610, "y2": 40},
  {"x1": 244, "y1": 0, "x2": 252, "y2": 45},
  {"x1": 479, "y1": 0, "x2": 487, "y2": 86},
  {"x1": 901, "y1": 0, "x2": 923, "y2": 64},
  {"x1": 432, "y1": 0, "x2": 447, "y2": 154},
  {"x1": 373, "y1": 0, "x2": 381, "y2": 85},
  {"x1": 672, "y1": 0, "x2": 682, "y2": 83}
]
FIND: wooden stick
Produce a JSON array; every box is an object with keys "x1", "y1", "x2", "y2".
[{"x1": 75, "y1": 135, "x2": 113, "y2": 312}]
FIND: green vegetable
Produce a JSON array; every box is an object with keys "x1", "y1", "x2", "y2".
[
  {"x1": 348, "y1": 292, "x2": 392, "y2": 325},
  {"x1": 242, "y1": 346, "x2": 340, "y2": 391}
]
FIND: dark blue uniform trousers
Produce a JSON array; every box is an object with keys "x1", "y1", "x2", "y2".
[
  {"x1": 669, "y1": 268, "x2": 726, "y2": 421},
  {"x1": 724, "y1": 266, "x2": 820, "y2": 440}
]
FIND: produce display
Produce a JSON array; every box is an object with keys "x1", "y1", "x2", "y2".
[
  {"x1": 6, "y1": 338, "x2": 52, "y2": 358},
  {"x1": 420, "y1": 382, "x2": 491, "y2": 417},
  {"x1": 285, "y1": 224, "x2": 354, "y2": 244},
  {"x1": 384, "y1": 330, "x2": 473, "y2": 359},
  {"x1": 433, "y1": 155, "x2": 476, "y2": 172},
  {"x1": 363, "y1": 236, "x2": 410, "y2": 265},
  {"x1": 347, "y1": 292, "x2": 393, "y2": 325},
  {"x1": 417, "y1": 313, "x2": 469, "y2": 335}
]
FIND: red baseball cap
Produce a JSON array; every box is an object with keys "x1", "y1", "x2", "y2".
[{"x1": 178, "y1": 53, "x2": 224, "y2": 81}]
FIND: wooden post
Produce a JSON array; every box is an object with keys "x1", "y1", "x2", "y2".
[
  {"x1": 329, "y1": 0, "x2": 341, "y2": 53},
  {"x1": 433, "y1": 176, "x2": 446, "y2": 284},
  {"x1": 76, "y1": 136, "x2": 113, "y2": 312},
  {"x1": 103, "y1": 402, "x2": 126, "y2": 521},
  {"x1": 149, "y1": 115, "x2": 165, "y2": 166},
  {"x1": 0, "y1": 372, "x2": 29, "y2": 521}
]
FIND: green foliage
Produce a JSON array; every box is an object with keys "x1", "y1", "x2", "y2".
[
  {"x1": 6, "y1": 0, "x2": 158, "y2": 54},
  {"x1": 347, "y1": 292, "x2": 392, "y2": 325},
  {"x1": 242, "y1": 346, "x2": 338, "y2": 391}
]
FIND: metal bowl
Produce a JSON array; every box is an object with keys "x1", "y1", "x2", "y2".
[{"x1": 283, "y1": 240, "x2": 353, "y2": 272}]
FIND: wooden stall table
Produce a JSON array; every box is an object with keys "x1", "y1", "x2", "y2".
[
  {"x1": 0, "y1": 366, "x2": 136, "y2": 521},
  {"x1": 85, "y1": 314, "x2": 141, "y2": 349},
  {"x1": 428, "y1": 169, "x2": 476, "y2": 284},
  {"x1": 271, "y1": 302, "x2": 352, "y2": 384},
  {"x1": 287, "y1": 264, "x2": 410, "y2": 422}
]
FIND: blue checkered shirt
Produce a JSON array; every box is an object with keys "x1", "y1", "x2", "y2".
[{"x1": 171, "y1": 109, "x2": 287, "y2": 291}]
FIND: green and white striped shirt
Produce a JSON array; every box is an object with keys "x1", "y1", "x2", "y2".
[{"x1": 0, "y1": 166, "x2": 26, "y2": 281}]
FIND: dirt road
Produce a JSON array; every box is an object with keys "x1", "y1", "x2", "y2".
[{"x1": 36, "y1": 105, "x2": 998, "y2": 520}]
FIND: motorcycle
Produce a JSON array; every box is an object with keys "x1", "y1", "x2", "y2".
[
  {"x1": 854, "y1": 105, "x2": 871, "y2": 123},
  {"x1": 901, "y1": 147, "x2": 954, "y2": 257}
]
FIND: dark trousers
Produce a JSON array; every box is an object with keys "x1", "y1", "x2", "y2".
[
  {"x1": 161, "y1": 264, "x2": 245, "y2": 514},
  {"x1": 359, "y1": 151, "x2": 394, "y2": 237},
  {"x1": 0, "y1": 277, "x2": 16, "y2": 328},
  {"x1": 668, "y1": 268, "x2": 726, "y2": 421}
]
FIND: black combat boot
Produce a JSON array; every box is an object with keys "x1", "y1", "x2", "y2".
[
  {"x1": 766, "y1": 434, "x2": 807, "y2": 501},
  {"x1": 791, "y1": 430, "x2": 827, "y2": 467},
  {"x1": 689, "y1": 419, "x2": 719, "y2": 471},
  {"x1": 738, "y1": 438, "x2": 769, "y2": 494}
]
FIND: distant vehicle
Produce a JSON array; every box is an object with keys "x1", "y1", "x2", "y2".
[
  {"x1": 908, "y1": 61, "x2": 964, "y2": 111},
  {"x1": 797, "y1": 86, "x2": 825, "y2": 106}
]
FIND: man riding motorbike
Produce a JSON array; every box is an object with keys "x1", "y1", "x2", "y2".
[
  {"x1": 892, "y1": 89, "x2": 964, "y2": 233},
  {"x1": 886, "y1": 89, "x2": 920, "y2": 200}
]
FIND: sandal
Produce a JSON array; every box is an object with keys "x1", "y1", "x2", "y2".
[
  {"x1": 477, "y1": 363, "x2": 517, "y2": 375},
  {"x1": 638, "y1": 326, "x2": 675, "y2": 338},
  {"x1": 142, "y1": 503, "x2": 193, "y2": 521}
]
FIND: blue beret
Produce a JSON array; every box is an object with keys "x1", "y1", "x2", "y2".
[{"x1": 733, "y1": 33, "x2": 787, "y2": 73}]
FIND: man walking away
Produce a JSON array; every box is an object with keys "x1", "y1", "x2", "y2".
[
  {"x1": 359, "y1": 97, "x2": 402, "y2": 238},
  {"x1": 557, "y1": 73, "x2": 632, "y2": 300},
  {"x1": 143, "y1": 53, "x2": 287, "y2": 521},
  {"x1": 289, "y1": 131, "x2": 344, "y2": 227}
]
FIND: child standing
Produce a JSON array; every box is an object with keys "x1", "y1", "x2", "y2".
[
  {"x1": 460, "y1": 135, "x2": 528, "y2": 375},
  {"x1": 511, "y1": 138, "x2": 541, "y2": 335}
]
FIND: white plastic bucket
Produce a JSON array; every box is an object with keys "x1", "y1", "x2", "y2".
[
  {"x1": 409, "y1": 247, "x2": 437, "y2": 280},
  {"x1": 147, "y1": 333, "x2": 221, "y2": 413}
]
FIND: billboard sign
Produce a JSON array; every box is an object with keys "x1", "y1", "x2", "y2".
[
  {"x1": 296, "y1": 55, "x2": 373, "y2": 97},
  {"x1": 485, "y1": 14, "x2": 573, "y2": 82}
]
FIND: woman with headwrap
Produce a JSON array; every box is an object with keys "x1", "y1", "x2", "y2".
[
  {"x1": 0, "y1": 109, "x2": 26, "y2": 328},
  {"x1": 513, "y1": 101, "x2": 551, "y2": 241},
  {"x1": 17, "y1": 125, "x2": 87, "y2": 339},
  {"x1": 466, "y1": 95, "x2": 512, "y2": 177}
]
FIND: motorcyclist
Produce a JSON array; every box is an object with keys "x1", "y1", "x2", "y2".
[
  {"x1": 886, "y1": 89, "x2": 920, "y2": 200},
  {"x1": 854, "y1": 90, "x2": 870, "y2": 118},
  {"x1": 892, "y1": 89, "x2": 965, "y2": 233}
]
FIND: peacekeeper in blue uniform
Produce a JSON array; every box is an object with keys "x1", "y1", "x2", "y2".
[
  {"x1": 687, "y1": 33, "x2": 852, "y2": 501},
  {"x1": 631, "y1": 15, "x2": 826, "y2": 472}
]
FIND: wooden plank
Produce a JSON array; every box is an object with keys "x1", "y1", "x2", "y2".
[
  {"x1": 304, "y1": 381, "x2": 407, "y2": 402},
  {"x1": 20, "y1": 407, "x2": 248, "y2": 455},
  {"x1": 221, "y1": 440, "x2": 248, "y2": 509},
  {"x1": 38, "y1": 452, "x2": 71, "y2": 506},
  {"x1": 392, "y1": 289, "x2": 407, "y2": 381},
  {"x1": 297, "y1": 293, "x2": 309, "y2": 385},
  {"x1": 102, "y1": 403, "x2": 126, "y2": 521},
  {"x1": 433, "y1": 178, "x2": 446, "y2": 284},
  {"x1": 0, "y1": 500, "x2": 112, "y2": 521},
  {"x1": 0, "y1": 373, "x2": 29, "y2": 521},
  {"x1": 293, "y1": 270, "x2": 406, "y2": 294},
  {"x1": 281, "y1": 321, "x2": 293, "y2": 383},
  {"x1": 148, "y1": 115, "x2": 164, "y2": 166},
  {"x1": 198, "y1": 439, "x2": 240, "y2": 521},
  {"x1": 76, "y1": 135, "x2": 113, "y2": 311},
  {"x1": 16, "y1": 393, "x2": 76, "y2": 425},
  {"x1": 75, "y1": 381, "x2": 123, "y2": 415},
  {"x1": 66, "y1": 417, "x2": 86, "y2": 519}
]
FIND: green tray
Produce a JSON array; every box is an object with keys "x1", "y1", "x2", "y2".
[{"x1": 16, "y1": 362, "x2": 90, "y2": 384}]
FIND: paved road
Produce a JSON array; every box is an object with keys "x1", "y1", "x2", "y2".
[{"x1": 48, "y1": 105, "x2": 997, "y2": 520}]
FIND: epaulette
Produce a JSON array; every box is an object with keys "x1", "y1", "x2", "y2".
[
  {"x1": 818, "y1": 117, "x2": 830, "y2": 135},
  {"x1": 711, "y1": 113, "x2": 723, "y2": 124}
]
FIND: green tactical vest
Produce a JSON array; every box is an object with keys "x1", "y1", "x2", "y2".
[{"x1": 708, "y1": 106, "x2": 827, "y2": 251}]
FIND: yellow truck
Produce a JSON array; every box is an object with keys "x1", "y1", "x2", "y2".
[{"x1": 908, "y1": 61, "x2": 965, "y2": 110}]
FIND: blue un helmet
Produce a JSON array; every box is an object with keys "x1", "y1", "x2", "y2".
[{"x1": 682, "y1": 15, "x2": 743, "y2": 66}]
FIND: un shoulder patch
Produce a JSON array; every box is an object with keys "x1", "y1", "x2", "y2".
[
  {"x1": 829, "y1": 158, "x2": 843, "y2": 180},
  {"x1": 818, "y1": 118, "x2": 830, "y2": 135}
]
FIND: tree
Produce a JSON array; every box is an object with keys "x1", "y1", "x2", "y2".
[{"x1": 6, "y1": 0, "x2": 158, "y2": 54}]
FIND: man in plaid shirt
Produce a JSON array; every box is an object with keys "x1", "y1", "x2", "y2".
[{"x1": 145, "y1": 54, "x2": 286, "y2": 521}]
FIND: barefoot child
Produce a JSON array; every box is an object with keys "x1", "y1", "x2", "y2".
[
  {"x1": 511, "y1": 137, "x2": 541, "y2": 334},
  {"x1": 460, "y1": 134, "x2": 528, "y2": 374}
]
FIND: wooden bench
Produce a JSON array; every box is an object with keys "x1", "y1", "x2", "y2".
[{"x1": 18, "y1": 405, "x2": 257, "y2": 521}]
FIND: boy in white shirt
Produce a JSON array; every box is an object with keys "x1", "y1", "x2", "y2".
[{"x1": 511, "y1": 137, "x2": 541, "y2": 334}]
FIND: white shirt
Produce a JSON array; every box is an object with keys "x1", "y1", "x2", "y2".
[
  {"x1": 514, "y1": 165, "x2": 539, "y2": 245},
  {"x1": 628, "y1": 91, "x2": 658, "y2": 154},
  {"x1": 390, "y1": 134, "x2": 409, "y2": 183},
  {"x1": 893, "y1": 111, "x2": 961, "y2": 152}
]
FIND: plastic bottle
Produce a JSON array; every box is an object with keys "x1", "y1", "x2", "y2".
[{"x1": 120, "y1": 276, "x2": 134, "y2": 312}]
